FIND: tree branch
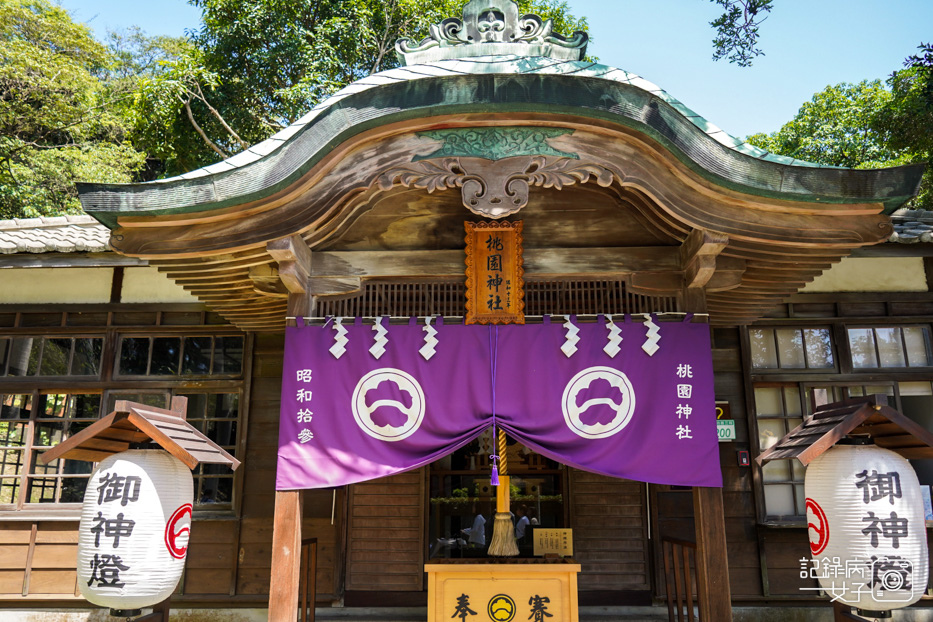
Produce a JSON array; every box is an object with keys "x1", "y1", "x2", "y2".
[
  {"x1": 193, "y1": 83, "x2": 250, "y2": 150},
  {"x1": 184, "y1": 99, "x2": 229, "y2": 159}
]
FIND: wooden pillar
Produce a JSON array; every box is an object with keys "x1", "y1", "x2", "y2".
[
  {"x1": 682, "y1": 284, "x2": 733, "y2": 621},
  {"x1": 268, "y1": 236, "x2": 311, "y2": 621}
]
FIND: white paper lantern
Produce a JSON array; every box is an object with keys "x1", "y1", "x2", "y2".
[
  {"x1": 805, "y1": 443, "x2": 929, "y2": 611},
  {"x1": 77, "y1": 449, "x2": 193, "y2": 611}
]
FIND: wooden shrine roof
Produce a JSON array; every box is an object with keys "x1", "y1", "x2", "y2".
[
  {"x1": 756, "y1": 394, "x2": 933, "y2": 466},
  {"x1": 74, "y1": 11, "x2": 926, "y2": 331},
  {"x1": 40, "y1": 397, "x2": 240, "y2": 470}
]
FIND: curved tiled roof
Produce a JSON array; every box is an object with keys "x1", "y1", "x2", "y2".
[
  {"x1": 0, "y1": 215, "x2": 110, "y2": 254},
  {"x1": 79, "y1": 55, "x2": 925, "y2": 226},
  {"x1": 889, "y1": 209, "x2": 933, "y2": 243}
]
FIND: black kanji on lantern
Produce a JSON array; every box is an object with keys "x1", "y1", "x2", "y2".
[
  {"x1": 96, "y1": 471, "x2": 142, "y2": 507},
  {"x1": 87, "y1": 553, "x2": 129, "y2": 588},
  {"x1": 861, "y1": 510, "x2": 909, "y2": 548},
  {"x1": 89, "y1": 510, "x2": 136, "y2": 548},
  {"x1": 855, "y1": 470, "x2": 902, "y2": 505}
]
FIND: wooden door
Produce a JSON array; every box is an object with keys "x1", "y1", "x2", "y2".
[
  {"x1": 345, "y1": 469, "x2": 426, "y2": 591},
  {"x1": 569, "y1": 469, "x2": 651, "y2": 592}
]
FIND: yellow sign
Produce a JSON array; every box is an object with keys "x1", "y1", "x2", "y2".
[
  {"x1": 533, "y1": 528, "x2": 573, "y2": 557},
  {"x1": 426, "y1": 562, "x2": 580, "y2": 622}
]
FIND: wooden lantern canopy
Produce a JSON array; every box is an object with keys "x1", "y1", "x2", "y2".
[{"x1": 39, "y1": 397, "x2": 241, "y2": 470}]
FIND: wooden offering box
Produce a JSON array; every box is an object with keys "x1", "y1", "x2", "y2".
[{"x1": 426, "y1": 558, "x2": 580, "y2": 622}]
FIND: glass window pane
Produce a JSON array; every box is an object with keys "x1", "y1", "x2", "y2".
[
  {"x1": 25, "y1": 478, "x2": 58, "y2": 503},
  {"x1": 208, "y1": 393, "x2": 239, "y2": 419},
  {"x1": 151, "y1": 337, "x2": 181, "y2": 375},
  {"x1": 764, "y1": 484, "x2": 796, "y2": 517},
  {"x1": 754, "y1": 387, "x2": 784, "y2": 417},
  {"x1": 8, "y1": 338, "x2": 40, "y2": 376},
  {"x1": 204, "y1": 420, "x2": 237, "y2": 446},
  {"x1": 60, "y1": 477, "x2": 88, "y2": 503},
  {"x1": 0, "y1": 449, "x2": 24, "y2": 476},
  {"x1": 213, "y1": 336, "x2": 244, "y2": 374},
  {"x1": 899, "y1": 381, "x2": 933, "y2": 397},
  {"x1": 792, "y1": 460, "x2": 806, "y2": 480},
  {"x1": 876, "y1": 328, "x2": 907, "y2": 367},
  {"x1": 749, "y1": 329, "x2": 777, "y2": 369},
  {"x1": 34, "y1": 421, "x2": 64, "y2": 447},
  {"x1": 39, "y1": 394, "x2": 69, "y2": 418},
  {"x1": 783, "y1": 387, "x2": 802, "y2": 417},
  {"x1": 1, "y1": 395, "x2": 32, "y2": 419},
  {"x1": 198, "y1": 477, "x2": 232, "y2": 504},
  {"x1": 39, "y1": 338, "x2": 71, "y2": 376},
  {"x1": 119, "y1": 337, "x2": 150, "y2": 375},
  {"x1": 181, "y1": 394, "x2": 208, "y2": 419},
  {"x1": 803, "y1": 329, "x2": 834, "y2": 369},
  {"x1": 795, "y1": 485, "x2": 806, "y2": 515},
  {"x1": 182, "y1": 337, "x2": 212, "y2": 375},
  {"x1": 904, "y1": 327, "x2": 932, "y2": 367},
  {"x1": 69, "y1": 395, "x2": 101, "y2": 420},
  {"x1": 848, "y1": 328, "x2": 878, "y2": 368},
  {"x1": 0, "y1": 421, "x2": 28, "y2": 446},
  {"x1": 107, "y1": 393, "x2": 168, "y2": 412},
  {"x1": 73, "y1": 338, "x2": 102, "y2": 376},
  {"x1": 0, "y1": 478, "x2": 19, "y2": 504},
  {"x1": 758, "y1": 419, "x2": 786, "y2": 451},
  {"x1": 775, "y1": 329, "x2": 805, "y2": 368},
  {"x1": 762, "y1": 459, "x2": 790, "y2": 483}
]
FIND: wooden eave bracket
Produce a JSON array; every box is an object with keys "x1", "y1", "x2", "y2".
[
  {"x1": 756, "y1": 394, "x2": 933, "y2": 467},
  {"x1": 38, "y1": 397, "x2": 240, "y2": 471},
  {"x1": 680, "y1": 229, "x2": 728, "y2": 289},
  {"x1": 267, "y1": 235, "x2": 311, "y2": 295}
]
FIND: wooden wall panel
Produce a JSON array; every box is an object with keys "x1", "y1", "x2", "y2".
[
  {"x1": 234, "y1": 332, "x2": 342, "y2": 602},
  {"x1": 569, "y1": 469, "x2": 650, "y2": 591},
  {"x1": 345, "y1": 471, "x2": 425, "y2": 592}
]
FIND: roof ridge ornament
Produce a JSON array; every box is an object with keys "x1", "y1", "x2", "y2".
[{"x1": 396, "y1": 0, "x2": 588, "y2": 66}]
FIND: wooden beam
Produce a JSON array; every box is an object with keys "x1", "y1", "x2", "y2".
[
  {"x1": 269, "y1": 490, "x2": 303, "y2": 622},
  {"x1": 310, "y1": 247, "x2": 682, "y2": 280},
  {"x1": 680, "y1": 229, "x2": 728, "y2": 289},
  {"x1": 683, "y1": 286, "x2": 732, "y2": 622},
  {"x1": 269, "y1": 285, "x2": 307, "y2": 621}
]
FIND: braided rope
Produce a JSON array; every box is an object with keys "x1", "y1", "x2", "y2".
[{"x1": 498, "y1": 428, "x2": 508, "y2": 476}]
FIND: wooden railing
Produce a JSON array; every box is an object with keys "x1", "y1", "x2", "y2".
[
  {"x1": 662, "y1": 535, "x2": 701, "y2": 622},
  {"x1": 299, "y1": 538, "x2": 318, "y2": 622}
]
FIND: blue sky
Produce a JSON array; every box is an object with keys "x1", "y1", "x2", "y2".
[{"x1": 59, "y1": 0, "x2": 933, "y2": 138}]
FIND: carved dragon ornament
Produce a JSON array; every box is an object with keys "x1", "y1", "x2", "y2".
[{"x1": 376, "y1": 155, "x2": 617, "y2": 219}]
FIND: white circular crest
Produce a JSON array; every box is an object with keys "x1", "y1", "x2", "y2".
[
  {"x1": 561, "y1": 366, "x2": 636, "y2": 439},
  {"x1": 352, "y1": 368, "x2": 426, "y2": 442}
]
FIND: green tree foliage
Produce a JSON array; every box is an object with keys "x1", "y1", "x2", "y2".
[
  {"x1": 710, "y1": 0, "x2": 773, "y2": 67},
  {"x1": 748, "y1": 44, "x2": 933, "y2": 209},
  {"x1": 0, "y1": 0, "x2": 145, "y2": 219},
  {"x1": 873, "y1": 43, "x2": 933, "y2": 208},
  {"x1": 133, "y1": 0, "x2": 589, "y2": 177},
  {"x1": 746, "y1": 80, "x2": 904, "y2": 169}
]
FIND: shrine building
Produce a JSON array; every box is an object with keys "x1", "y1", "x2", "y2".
[{"x1": 0, "y1": 1, "x2": 930, "y2": 620}]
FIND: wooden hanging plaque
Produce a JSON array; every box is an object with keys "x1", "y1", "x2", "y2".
[{"x1": 464, "y1": 221, "x2": 525, "y2": 324}]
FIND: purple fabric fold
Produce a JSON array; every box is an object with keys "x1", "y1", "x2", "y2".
[{"x1": 276, "y1": 319, "x2": 722, "y2": 490}]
